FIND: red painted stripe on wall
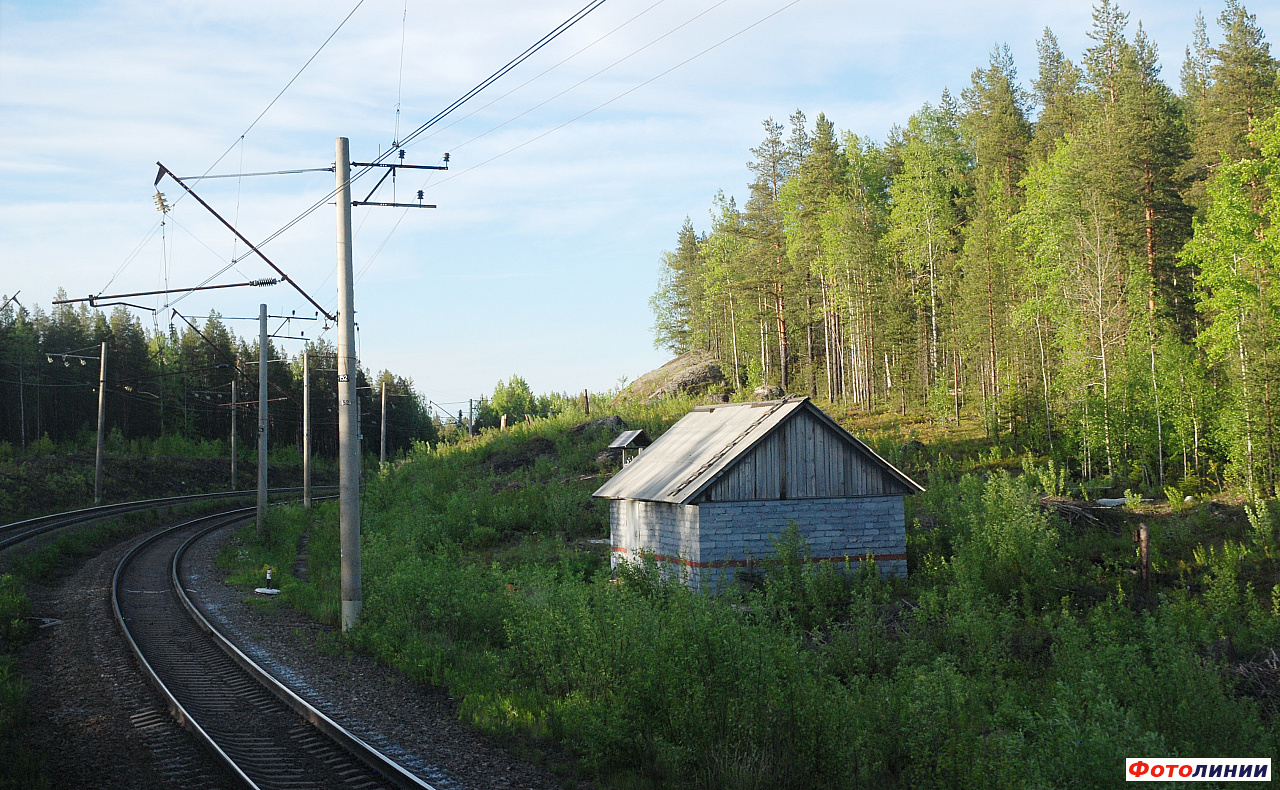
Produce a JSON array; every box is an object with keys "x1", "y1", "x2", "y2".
[{"x1": 610, "y1": 548, "x2": 906, "y2": 569}]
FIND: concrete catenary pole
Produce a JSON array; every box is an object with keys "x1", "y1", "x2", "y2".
[
  {"x1": 230, "y1": 372, "x2": 237, "y2": 491},
  {"x1": 336, "y1": 137, "x2": 362, "y2": 632},
  {"x1": 303, "y1": 350, "x2": 311, "y2": 508},
  {"x1": 257, "y1": 303, "x2": 269, "y2": 536},
  {"x1": 93, "y1": 341, "x2": 107, "y2": 505},
  {"x1": 380, "y1": 380, "x2": 387, "y2": 468}
]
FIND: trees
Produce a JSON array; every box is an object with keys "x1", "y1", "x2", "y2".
[
  {"x1": 960, "y1": 45, "x2": 1032, "y2": 434},
  {"x1": 647, "y1": 0, "x2": 1280, "y2": 496},
  {"x1": 650, "y1": 219, "x2": 701, "y2": 355},
  {"x1": 1183, "y1": 113, "x2": 1280, "y2": 493},
  {"x1": 888, "y1": 97, "x2": 971, "y2": 408},
  {"x1": 0, "y1": 297, "x2": 433, "y2": 460}
]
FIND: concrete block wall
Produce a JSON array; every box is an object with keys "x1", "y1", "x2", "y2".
[
  {"x1": 610, "y1": 499, "x2": 700, "y2": 571},
  {"x1": 610, "y1": 496, "x2": 907, "y2": 591},
  {"x1": 689, "y1": 496, "x2": 906, "y2": 590}
]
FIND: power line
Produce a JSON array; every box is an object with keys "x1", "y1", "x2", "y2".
[
  {"x1": 400, "y1": 0, "x2": 669, "y2": 151},
  {"x1": 179, "y1": 168, "x2": 335, "y2": 180},
  {"x1": 187, "y1": 0, "x2": 369, "y2": 189},
  {"x1": 425, "y1": 0, "x2": 806, "y2": 192},
  {"x1": 433, "y1": 0, "x2": 727, "y2": 157},
  {"x1": 243, "y1": 0, "x2": 611, "y2": 257},
  {"x1": 99, "y1": 0, "x2": 366, "y2": 297},
  {"x1": 345, "y1": 0, "x2": 803, "y2": 290},
  {"x1": 155, "y1": 163, "x2": 335, "y2": 321}
]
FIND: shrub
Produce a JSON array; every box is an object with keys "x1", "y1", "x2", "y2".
[{"x1": 952, "y1": 471, "x2": 1061, "y2": 611}]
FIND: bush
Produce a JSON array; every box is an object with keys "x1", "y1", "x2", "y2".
[
  {"x1": 222, "y1": 400, "x2": 1280, "y2": 789},
  {"x1": 952, "y1": 471, "x2": 1060, "y2": 611}
]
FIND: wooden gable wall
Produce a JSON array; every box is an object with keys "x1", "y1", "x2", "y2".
[{"x1": 695, "y1": 409, "x2": 912, "y2": 502}]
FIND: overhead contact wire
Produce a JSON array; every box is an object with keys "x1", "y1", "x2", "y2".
[
  {"x1": 249, "y1": 0, "x2": 611, "y2": 255},
  {"x1": 426, "y1": 0, "x2": 805, "y2": 191}
]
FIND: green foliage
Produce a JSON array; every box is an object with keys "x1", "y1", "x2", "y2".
[
  {"x1": 0, "y1": 303, "x2": 432, "y2": 467},
  {"x1": 215, "y1": 390, "x2": 1280, "y2": 788},
  {"x1": 473, "y1": 375, "x2": 554, "y2": 430},
  {"x1": 1022, "y1": 456, "x2": 1068, "y2": 497},
  {"x1": 952, "y1": 472, "x2": 1061, "y2": 610}
]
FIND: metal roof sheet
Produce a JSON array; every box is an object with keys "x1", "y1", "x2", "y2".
[
  {"x1": 607, "y1": 429, "x2": 651, "y2": 449},
  {"x1": 593, "y1": 399, "x2": 797, "y2": 504},
  {"x1": 592, "y1": 397, "x2": 921, "y2": 504}
]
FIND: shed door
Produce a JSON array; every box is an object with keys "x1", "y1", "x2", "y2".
[{"x1": 627, "y1": 500, "x2": 639, "y2": 548}]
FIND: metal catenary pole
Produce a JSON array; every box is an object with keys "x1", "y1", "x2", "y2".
[
  {"x1": 336, "y1": 137, "x2": 362, "y2": 632},
  {"x1": 230, "y1": 371, "x2": 238, "y2": 491},
  {"x1": 303, "y1": 350, "x2": 311, "y2": 508},
  {"x1": 380, "y1": 380, "x2": 387, "y2": 468},
  {"x1": 257, "y1": 304, "x2": 269, "y2": 536},
  {"x1": 94, "y1": 341, "x2": 107, "y2": 505}
]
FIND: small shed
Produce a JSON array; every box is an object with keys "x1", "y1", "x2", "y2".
[
  {"x1": 592, "y1": 397, "x2": 924, "y2": 589},
  {"x1": 607, "y1": 429, "x2": 651, "y2": 464}
]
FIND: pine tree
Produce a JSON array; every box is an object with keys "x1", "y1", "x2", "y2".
[
  {"x1": 746, "y1": 118, "x2": 795, "y2": 389},
  {"x1": 889, "y1": 97, "x2": 971, "y2": 407},
  {"x1": 1183, "y1": 111, "x2": 1280, "y2": 493},
  {"x1": 1185, "y1": 0, "x2": 1279, "y2": 209},
  {"x1": 1032, "y1": 28, "x2": 1084, "y2": 161},
  {"x1": 650, "y1": 219, "x2": 702, "y2": 354},
  {"x1": 961, "y1": 45, "x2": 1033, "y2": 434}
]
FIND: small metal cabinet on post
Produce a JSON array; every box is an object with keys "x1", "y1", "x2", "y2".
[{"x1": 592, "y1": 397, "x2": 925, "y2": 590}]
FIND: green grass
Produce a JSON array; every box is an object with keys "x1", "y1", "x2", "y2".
[{"x1": 216, "y1": 397, "x2": 1280, "y2": 789}]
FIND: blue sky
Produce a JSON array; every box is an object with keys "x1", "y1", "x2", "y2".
[{"x1": 1, "y1": 0, "x2": 1275, "y2": 407}]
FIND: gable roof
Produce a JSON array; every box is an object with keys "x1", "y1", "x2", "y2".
[
  {"x1": 592, "y1": 397, "x2": 923, "y2": 505},
  {"x1": 607, "y1": 429, "x2": 651, "y2": 449}
]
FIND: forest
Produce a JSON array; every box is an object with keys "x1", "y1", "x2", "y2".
[
  {"x1": 650, "y1": 0, "x2": 1280, "y2": 506},
  {"x1": 0, "y1": 293, "x2": 436, "y2": 463}
]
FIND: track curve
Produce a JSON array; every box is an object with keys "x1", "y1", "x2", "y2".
[
  {"x1": 0, "y1": 487, "x2": 336, "y2": 550},
  {"x1": 114, "y1": 506, "x2": 435, "y2": 790}
]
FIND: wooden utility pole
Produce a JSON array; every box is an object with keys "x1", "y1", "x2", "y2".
[
  {"x1": 468, "y1": 398, "x2": 474, "y2": 436},
  {"x1": 93, "y1": 342, "x2": 107, "y2": 505},
  {"x1": 583, "y1": 389, "x2": 589, "y2": 416},
  {"x1": 257, "y1": 304, "x2": 269, "y2": 536},
  {"x1": 336, "y1": 137, "x2": 362, "y2": 632},
  {"x1": 303, "y1": 350, "x2": 311, "y2": 508},
  {"x1": 230, "y1": 372, "x2": 237, "y2": 491},
  {"x1": 379, "y1": 380, "x2": 388, "y2": 468}
]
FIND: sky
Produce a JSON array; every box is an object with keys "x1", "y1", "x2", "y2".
[{"x1": 1, "y1": 0, "x2": 1276, "y2": 410}]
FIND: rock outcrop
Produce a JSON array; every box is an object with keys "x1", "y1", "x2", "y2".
[{"x1": 619, "y1": 351, "x2": 726, "y2": 402}]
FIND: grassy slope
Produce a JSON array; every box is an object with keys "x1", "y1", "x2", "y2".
[
  {"x1": 0, "y1": 450, "x2": 336, "y2": 524},
  {"x1": 219, "y1": 399, "x2": 1280, "y2": 790}
]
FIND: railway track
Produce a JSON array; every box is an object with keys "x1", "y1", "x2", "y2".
[
  {"x1": 0, "y1": 487, "x2": 335, "y2": 550},
  {"x1": 113, "y1": 505, "x2": 435, "y2": 790}
]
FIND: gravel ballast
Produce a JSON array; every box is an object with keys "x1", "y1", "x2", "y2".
[{"x1": 181, "y1": 523, "x2": 573, "y2": 790}]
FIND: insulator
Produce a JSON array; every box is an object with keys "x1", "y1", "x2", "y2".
[
  {"x1": 417, "y1": 190, "x2": 424, "y2": 201},
  {"x1": 398, "y1": 148, "x2": 405, "y2": 160},
  {"x1": 443, "y1": 152, "x2": 450, "y2": 163},
  {"x1": 249, "y1": 278, "x2": 279, "y2": 287}
]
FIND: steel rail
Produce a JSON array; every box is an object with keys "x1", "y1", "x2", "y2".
[
  {"x1": 114, "y1": 507, "x2": 264, "y2": 789},
  {"x1": 113, "y1": 501, "x2": 435, "y2": 789},
  {"x1": 172, "y1": 514, "x2": 436, "y2": 790},
  {"x1": 0, "y1": 487, "x2": 337, "y2": 550}
]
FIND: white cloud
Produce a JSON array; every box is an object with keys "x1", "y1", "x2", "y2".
[{"x1": 1, "y1": 0, "x2": 1275, "y2": 397}]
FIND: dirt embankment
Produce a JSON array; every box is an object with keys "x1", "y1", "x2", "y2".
[{"x1": 0, "y1": 452, "x2": 336, "y2": 523}]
